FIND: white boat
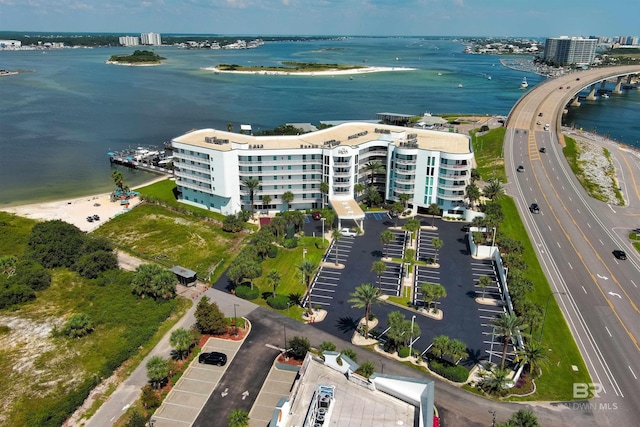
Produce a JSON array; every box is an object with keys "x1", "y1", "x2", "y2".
[
  {"x1": 521, "y1": 77, "x2": 528, "y2": 89},
  {"x1": 601, "y1": 93, "x2": 610, "y2": 99},
  {"x1": 458, "y1": 83, "x2": 463, "y2": 88},
  {"x1": 487, "y1": 76, "x2": 492, "y2": 80}
]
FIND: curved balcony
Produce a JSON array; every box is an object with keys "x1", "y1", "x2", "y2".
[
  {"x1": 437, "y1": 191, "x2": 465, "y2": 201},
  {"x1": 394, "y1": 158, "x2": 417, "y2": 165},
  {"x1": 438, "y1": 162, "x2": 470, "y2": 170},
  {"x1": 393, "y1": 176, "x2": 415, "y2": 185}
]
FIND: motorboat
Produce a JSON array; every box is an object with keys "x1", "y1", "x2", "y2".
[
  {"x1": 487, "y1": 76, "x2": 492, "y2": 80},
  {"x1": 601, "y1": 93, "x2": 610, "y2": 99},
  {"x1": 521, "y1": 77, "x2": 528, "y2": 89},
  {"x1": 458, "y1": 83, "x2": 463, "y2": 88}
]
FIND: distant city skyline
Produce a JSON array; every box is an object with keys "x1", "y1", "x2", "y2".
[{"x1": 0, "y1": 0, "x2": 637, "y2": 37}]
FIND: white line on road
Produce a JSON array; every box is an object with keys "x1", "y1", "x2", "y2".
[
  {"x1": 632, "y1": 280, "x2": 637, "y2": 288},
  {"x1": 599, "y1": 239, "x2": 604, "y2": 245},
  {"x1": 587, "y1": 222, "x2": 591, "y2": 228},
  {"x1": 630, "y1": 366, "x2": 638, "y2": 380},
  {"x1": 608, "y1": 204, "x2": 616, "y2": 213},
  {"x1": 577, "y1": 208, "x2": 580, "y2": 214},
  {"x1": 568, "y1": 262, "x2": 573, "y2": 270},
  {"x1": 557, "y1": 242, "x2": 561, "y2": 248},
  {"x1": 548, "y1": 225, "x2": 552, "y2": 231},
  {"x1": 582, "y1": 286, "x2": 587, "y2": 294},
  {"x1": 605, "y1": 326, "x2": 612, "y2": 337}
]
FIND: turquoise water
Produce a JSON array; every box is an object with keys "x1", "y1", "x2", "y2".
[{"x1": 0, "y1": 37, "x2": 636, "y2": 206}]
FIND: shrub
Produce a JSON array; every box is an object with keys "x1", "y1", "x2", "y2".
[
  {"x1": 287, "y1": 336, "x2": 310, "y2": 360},
  {"x1": 355, "y1": 361, "x2": 375, "y2": 378},
  {"x1": 340, "y1": 348, "x2": 357, "y2": 362},
  {"x1": 63, "y1": 313, "x2": 94, "y2": 338},
  {"x1": 319, "y1": 341, "x2": 337, "y2": 352},
  {"x1": 124, "y1": 410, "x2": 147, "y2": 427},
  {"x1": 398, "y1": 346, "x2": 410, "y2": 358},
  {"x1": 140, "y1": 384, "x2": 161, "y2": 410},
  {"x1": 283, "y1": 238, "x2": 298, "y2": 248},
  {"x1": 234, "y1": 285, "x2": 259, "y2": 300},
  {"x1": 266, "y1": 294, "x2": 289, "y2": 309},
  {"x1": 429, "y1": 360, "x2": 469, "y2": 383},
  {"x1": 267, "y1": 244, "x2": 278, "y2": 258},
  {"x1": 14, "y1": 259, "x2": 52, "y2": 291}
]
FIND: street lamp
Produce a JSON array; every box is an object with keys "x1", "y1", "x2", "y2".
[
  {"x1": 321, "y1": 218, "x2": 326, "y2": 248},
  {"x1": 409, "y1": 315, "x2": 416, "y2": 359},
  {"x1": 233, "y1": 303, "x2": 239, "y2": 335},
  {"x1": 538, "y1": 291, "x2": 566, "y2": 344}
]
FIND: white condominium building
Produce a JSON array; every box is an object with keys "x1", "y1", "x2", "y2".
[
  {"x1": 171, "y1": 122, "x2": 473, "y2": 220},
  {"x1": 140, "y1": 33, "x2": 162, "y2": 46},
  {"x1": 544, "y1": 36, "x2": 597, "y2": 66},
  {"x1": 118, "y1": 36, "x2": 140, "y2": 46}
]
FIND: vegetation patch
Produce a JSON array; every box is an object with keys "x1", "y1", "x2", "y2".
[
  {"x1": 108, "y1": 50, "x2": 165, "y2": 64},
  {"x1": 470, "y1": 127, "x2": 507, "y2": 183},
  {"x1": 216, "y1": 61, "x2": 366, "y2": 73}
]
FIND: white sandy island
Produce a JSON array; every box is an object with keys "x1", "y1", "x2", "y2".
[
  {"x1": 201, "y1": 65, "x2": 417, "y2": 76},
  {"x1": 106, "y1": 61, "x2": 161, "y2": 67},
  {"x1": 1, "y1": 177, "x2": 169, "y2": 233}
]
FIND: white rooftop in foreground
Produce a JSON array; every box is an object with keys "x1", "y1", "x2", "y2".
[{"x1": 285, "y1": 357, "x2": 415, "y2": 427}]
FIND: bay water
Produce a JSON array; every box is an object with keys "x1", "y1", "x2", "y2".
[{"x1": 0, "y1": 37, "x2": 637, "y2": 206}]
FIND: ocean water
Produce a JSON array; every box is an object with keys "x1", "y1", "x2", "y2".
[{"x1": 0, "y1": 37, "x2": 636, "y2": 206}]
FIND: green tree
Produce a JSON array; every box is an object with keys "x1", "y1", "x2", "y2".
[
  {"x1": 431, "y1": 237, "x2": 443, "y2": 264},
  {"x1": 497, "y1": 409, "x2": 540, "y2": 427},
  {"x1": 483, "y1": 178, "x2": 504, "y2": 201},
  {"x1": 297, "y1": 259, "x2": 317, "y2": 312},
  {"x1": 287, "y1": 336, "x2": 311, "y2": 360},
  {"x1": 371, "y1": 261, "x2": 387, "y2": 289},
  {"x1": 447, "y1": 338, "x2": 469, "y2": 363},
  {"x1": 364, "y1": 185, "x2": 382, "y2": 207},
  {"x1": 354, "y1": 182, "x2": 365, "y2": 201},
  {"x1": 124, "y1": 410, "x2": 147, "y2": 427},
  {"x1": 74, "y1": 250, "x2": 118, "y2": 279},
  {"x1": 380, "y1": 230, "x2": 394, "y2": 259},
  {"x1": 282, "y1": 191, "x2": 294, "y2": 210},
  {"x1": 420, "y1": 282, "x2": 447, "y2": 312},
  {"x1": 465, "y1": 183, "x2": 481, "y2": 208},
  {"x1": 515, "y1": 341, "x2": 548, "y2": 376},
  {"x1": 363, "y1": 161, "x2": 385, "y2": 186},
  {"x1": 427, "y1": 203, "x2": 440, "y2": 227},
  {"x1": 194, "y1": 296, "x2": 228, "y2": 334},
  {"x1": 170, "y1": 327, "x2": 193, "y2": 360},
  {"x1": 242, "y1": 177, "x2": 260, "y2": 215},
  {"x1": 386, "y1": 311, "x2": 420, "y2": 352},
  {"x1": 332, "y1": 228, "x2": 341, "y2": 265},
  {"x1": 430, "y1": 335, "x2": 451, "y2": 360},
  {"x1": 348, "y1": 283, "x2": 382, "y2": 333},
  {"x1": 146, "y1": 356, "x2": 169, "y2": 390},
  {"x1": 262, "y1": 194, "x2": 272, "y2": 208},
  {"x1": 267, "y1": 269, "x2": 281, "y2": 298},
  {"x1": 341, "y1": 348, "x2": 357, "y2": 362},
  {"x1": 479, "y1": 366, "x2": 511, "y2": 395},
  {"x1": 131, "y1": 264, "x2": 176, "y2": 300},
  {"x1": 228, "y1": 409, "x2": 250, "y2": 427},
  {"x1": 319, "y1": 181, "x2": 329, "y2": 209},
  {"x1": 491, "y1": 313, "x2": 528, "y2": 369},
  {"x1": 319, "y1": 341, "x2": 337, "y2": 352},
  {"x1": 398, "y1": 192, "x2": 411, "y2": 210},
  {"x1": 111, "y1": 170, "x2": 125, "y2": 191},
  {"x1": 27, "y1": 220, "x2": 84, "y2": 269},
  {"x1": 478, "y1": 275, "x2": 493, "y2": 299},
  {"x1": 227, "y1": 122, "x2": 233, "y2": 132},
  {"x1": 391, "y1": 201, "x2": 404, "y2": 225},
  {"x1": 13, "y1": 259, "x2": 51, "y2": 291},
  {"x1": 403, "y1": 218, "x2": 421, "y2": 243},
  {"x1": 403, "y1": 248, "x2": 416, "y2": 276},
  {"x1": 355, "y1": 361, "x2": 375, "y2": 378},
  {"x1": 63, "y1": 313, "x2": 94, "y2": 338}
]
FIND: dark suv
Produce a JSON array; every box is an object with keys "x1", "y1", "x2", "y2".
[
  {"x1": 613, "y1": 250, "x2": 627, "y2": 260},
  {"x1": 529, "y1": 203, "x2": 540, "y2": 214},
  {"x1": 199, "y1": 351, "x2": 227, "y2": 366}
]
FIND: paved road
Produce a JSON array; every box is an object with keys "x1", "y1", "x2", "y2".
[{"x1": 506, "y1": 66, "x2": 640, "y2": 427}]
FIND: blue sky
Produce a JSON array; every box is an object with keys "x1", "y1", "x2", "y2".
[{"x1": 0, "y1": 0, "x2": 637, "y2": 37}]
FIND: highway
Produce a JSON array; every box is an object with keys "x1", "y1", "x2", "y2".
[{"x1": 505, "y1": 65, "x2": 640, "y2": 427}]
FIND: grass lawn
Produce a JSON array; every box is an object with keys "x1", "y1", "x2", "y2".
[
  {"x1": 94, "y1": 203, "x2": 247, "y2": 283},
  {"x1": 497, "y1": 196, "x2": 591, "y2": 400},
  {"x1": 0, "y1": 212, "x2": 33, "y2": 256},
  {"x1": 471, "y1": 127, "x2": 507, "y2": 183}
]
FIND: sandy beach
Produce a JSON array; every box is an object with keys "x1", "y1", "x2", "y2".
[
  {"x1": 1, "y1": 176, "x2": 169, "y2": 233},
  {"x1": 201, "y1": 65, "x2": 417, "y2": 76}
]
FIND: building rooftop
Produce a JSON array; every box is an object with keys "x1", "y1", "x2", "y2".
[{"x1": 172, "y1": 122, "x2": 471, "y2": 155}]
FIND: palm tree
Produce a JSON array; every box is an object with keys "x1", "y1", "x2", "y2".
[
  {"x1": 430, "y1": 335, "x2": 451, "y2": 359},
  {"x1": 465, "y1": 182, "x2": 481, "y2": 208},
  {"x1": 111, "y1": 170, "x2": 125, "y2": 191},
  {"x1": 262, "y1": 194, "x2": 272, "y2": 209},
  {"x1": 227, "y1": 122, "x2": 233, "y2": 132},
  {"x1": 515, "y1": 341, "x2": 548, "y2": 376},
  {"x1": 478, "y1": 275, "x2": 492, "y2": 299},
  {"x1": 169, "y1": 328, "x2": 193, "y2": 360},
  {"x1": 227, "y1": 409, "x2": 250, "y2": 427},
  {"x1": 319, "y1": 181, "x2": 329, "y2": 209},
  {"x1": 420, "y1": 282, "x2": 447, "y2": 312},
  {"x1": 380, "y1": 230, "x2": 394, "y2": 259},
  {"x1": 297, "y1": 260, "x2": 317, "y2": 312},
  {"x1": 348, "y1": 283, "x2": 382, "y2": 333},
  {"x1": 332, "y1": 228, "x2": 341, "y2": 265},
  {"x1": 242, "y1": 177, "x2": 260, "y2": 214},
  {"x1": 267, "y1": 269, "x2": 281, "y2": 298},
  {"x1": 403, "y1": 218, "x2": 421, "y2": 243},
  {"x1": 398, "y1": 193, "x2": 410, "y2": 210},
  {"x1": 499, "y1": 409, "x2": 540, "y2": 427},
  {"x1": 431, "y1": 237, "x2": 443, "y2": 264},
  {"x1": 282, "y1": 191, "x2": 294, "y2": 211},
  {"x1": 391, "y1": 201, "x2": 404, "y2": 225},
  {"x1": 146, "y1": 356, "x2": 169, "y2": 390},
  {"x1": 479, "y1": 366, "x2": 511, "y2": 395},
  {"x1": 363, "y1": 161, "x2": 385, "y2": 186},
  {"x1": 427, "y1": 203, "x2": 440, "y2": 227},
  {"x1": 491, "y1": 313, "x2": 528, "y2": 369},
  {"x1": 354, "y1": 182, "x2": 365, "y2": 201},
  {"x1": 371, "y1": 261, "x2": 387, "y2": 289},
  {"x1": 447, "y1": 339, "x2": 469, "y2": 364},
  {"x1": 483, "y1": 178, "x2": 504, "y2": 201}
]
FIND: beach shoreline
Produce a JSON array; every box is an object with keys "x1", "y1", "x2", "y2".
[
  {"x1": 0, "y1": 176, "x2": 170, "y2": 233},
  {"x1": 201, "y1": 65, "x2": 417, "y2": 76}
]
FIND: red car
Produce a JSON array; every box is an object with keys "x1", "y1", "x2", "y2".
[{"x1": 312, "y1": 211, "x2": 322, "y2": 220}]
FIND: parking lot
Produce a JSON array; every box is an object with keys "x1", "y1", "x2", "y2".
[
  {"x1": 413, "y1": 264, "x2": 442, "y2": 306},
  {"x1": 417, "y1": 228, "x2": 439, "y2": 262}
]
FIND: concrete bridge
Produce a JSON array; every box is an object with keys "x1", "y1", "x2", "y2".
[{"x1": 507, "y1": 65, "x2": 640, "y2": 133}]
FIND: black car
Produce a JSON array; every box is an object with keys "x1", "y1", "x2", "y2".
[
  {"x1": 529, "y1": 203, "x2": 540, "y2": 214},
  {"x1": 517, "y1": 165, "x2": 525, "y2": 173},
  {"x1": 613, "y1": 250, "x2": 627, "y2": 260},
  {"x1": 539, "y1": 147, "x2": 546, "y2": 153},
  {"x1": 92, "y1": 214, "x2": 100, "y2": 221},
  {"x1": 86, "y1": 216, "x2": 94, "y2": 222},
  {"x1": 199, "y1": 351, "x2": 227, "y2": 366}
]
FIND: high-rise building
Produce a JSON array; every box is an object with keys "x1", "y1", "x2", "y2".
[
  {"x1": 118, "y1": 36, "x2": 139, "y2": 47},
  {"x1": 140, "y1": 33, "x2": 162, "y2": 46},
  {"x1": 544, "y1": 37, "x2": 597, "y2": 66},
  {"x1": 171, "y1": 122, "x2": 474, "y2": 216}
]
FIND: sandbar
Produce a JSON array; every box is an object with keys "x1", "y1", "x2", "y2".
[{"x1": 202, "y1": 66, "x2": 417, "y2": 76}]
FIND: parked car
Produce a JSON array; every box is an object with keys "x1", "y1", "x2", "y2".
[
  {"x1": 517, "y1": 165, "x2": 525, "y2": 173},
  {"x1": 389, "y1": 210, "x2": 398, "y2": 218},
  {"x1": 529, "y1": 203, "x2": 540, "y2": 214},
  {"x1": 538, "y1": 112, "x2": 543, "y2": 117},
  {"x1": 339, "y1": 228, "x2": 357, "y2": 237},
  {"x1": 544, "y1": 124, "x2": 550, "y2": 131},
  {"x1": 92, "y1": 214, "x2": 100, "y2": 221},
  {"x1": 539, "y1": 147, "x2": 546, "y2": 153},
  {"x1": 199, "y1": 351, "x2": 227, "y2": 366},
  {"x1": 613, "y1": 250, "x2": 627, "y2": 260},
  {"x1": 311, "y1": 211, "x2": 322, "y2": 220},
  {"x1": 86, "y1": 216, "x2": 94, "y2": 222}
]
